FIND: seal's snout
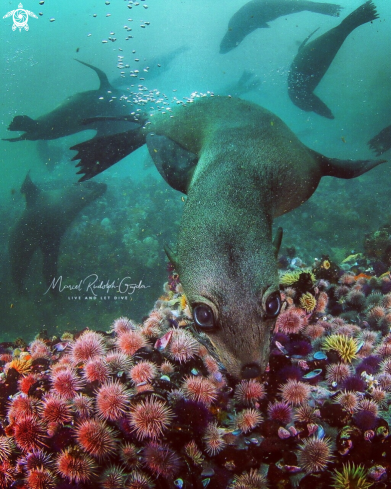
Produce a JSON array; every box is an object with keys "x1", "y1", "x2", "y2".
[{"x1": 241, "y1": 362, "x2": 262, "y2": 379}]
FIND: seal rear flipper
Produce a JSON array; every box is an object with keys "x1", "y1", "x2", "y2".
[
  {"x1": 70, "y1": 127, "x2": 146, "y2": 182},
  {"x1": 309, "y1": 148, "x2": 387, "y2": 179},
  {"x1": 368, "y1": 124, "x2": 391, "y2": 156},
  {"x1": 306, "y1": 93, "x2": 334, "y2": 119},
  {"x1": 74, "y1": 59, "x2": 113, "y2": 91},
  {"x1": 146, "y1": 134, "x2": 198, "y2": 194}
]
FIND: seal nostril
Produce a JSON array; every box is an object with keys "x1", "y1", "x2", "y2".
[{"x1": 241, "y1": 363, "x2": 262, "y2": 379}]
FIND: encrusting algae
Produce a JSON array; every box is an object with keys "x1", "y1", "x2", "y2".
[{"x1": 1, "y1": 256, "x2": 391, "y2": 488}]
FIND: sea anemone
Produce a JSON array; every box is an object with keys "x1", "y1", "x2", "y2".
[
  {"x1": 331, "y1": 462, "x2": 373, "y2": 489},
  {"x1": 297, "y1": 436, "x2": 332, "y2": 473},
  {"x1": 300, "y1": 292, "x2": 317, "y2": 313},
  {"x1": 279, "y1": 379, "x2": 311, "y2": 406},
  {"x1": 322, "y1": 335, "x2": 358, "y2": 363},
  {"x1": 96, "y1": 379, "x2": 131, "y2": 421},
  {"x1": 128, "y1": 397, "x2": 173, "y2": 440}
]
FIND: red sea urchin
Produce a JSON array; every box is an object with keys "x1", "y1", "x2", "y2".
[
  {"x1": 13, "y1": 414, "x2": 48, "y2": 452},
  {"x1": 129, "y1": 397, "x2": 173, "y2": 440},
  {"x1": 50, "y1": 367, "x2": 84, "y2": 400},
  {"x1": 116, "y1": 329, "x2": 147, "y2": 356},
  {"x1": 142, "y1": 441, "x2": 181, "y2": 478},
  {"x1": 182, "y1": 375, "x2": 218, "y2": 406},
  {"x1": 41, "y1": 394, "x2": 73, "y2": 425},
  {"x1": 25, "y1": 466, "x2": 56, "y2": 489},
  {"x1": 297, "y1": 436, "x2": 332, "y2": 473},
  {"x1": 96, "y1": 379, "x2": 131, "y2": 421},
  {"x1": 168, "y1": 329, "x2": 199, "y2": 363},
  {"x1": 234, "y1": 379, "x2": 265, "y2": 406},
  {"x1": 56, "y1": 448, "x2": 97, "y2": 483},
  {"x1": 75, "y1": 418, "x2": 117, "y2": 460},
  {"x1": 71, "y1": 330, "x2": 107, "y2": 363},
  {"x1": 279, "y1": 379, "x2": 311, "y2": 406}
]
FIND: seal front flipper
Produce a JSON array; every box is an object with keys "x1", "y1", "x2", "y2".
[
  {"x1": 309, "y1": 148, "x2": 387, "y2": 178},
  {"x1": 146, "y1": 134, "x2": 198, "y2": 194},
  {"x1": 71, "y1": 127, "x2": 145, "y2": 181},
  {"x1": 289, "y1": 91, "x2": 334, "y2": 119},
  {"x1": 368, "y1": 124, "x2": 391, "y2": 156}
]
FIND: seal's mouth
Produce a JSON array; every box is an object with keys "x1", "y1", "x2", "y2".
[{"x1": 188, "y1": 323, "x2": 226, "y2": 372}]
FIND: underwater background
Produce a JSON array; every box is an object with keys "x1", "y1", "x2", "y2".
[
  {"x1": 0, "y1": 0, "x2": 389, "y2": 340},
  {"x1": 0, "y1": 1, "x2": 391, "y2": 488}
]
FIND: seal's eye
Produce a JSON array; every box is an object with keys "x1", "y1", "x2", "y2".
[
  {"x1": 265, "y1": 291, "x2": 281, "y2": 318},
  {"x1": 193, "y1": 304, "x2": 215, "y2": 330}
]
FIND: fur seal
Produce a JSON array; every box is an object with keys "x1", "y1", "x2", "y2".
[
  {"x1": 368, "y1": 124, "x2": 391, "y2": 156},
  {"x1": 288, "y1": 0, "x2": 379, "y2": 119},
  {"x1": 3, "y1": 60, "x2": 143, "y2": 142},
  {"x1": 70, "y1": 96, "x2": 385, "y2": 379},
  {"x1": 9, "y1": 174, "x2": 106, "y2": 294},
  {"x1": 220, "y1": 0, "x2": 342, "y2": 54}
]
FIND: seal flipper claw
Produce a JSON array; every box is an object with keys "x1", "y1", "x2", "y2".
[{"x1": 71, "y1": 128, "x2": 145, "y2": 181}]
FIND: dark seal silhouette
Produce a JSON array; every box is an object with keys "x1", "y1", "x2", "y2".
[
  {"x1": 9, "y1": 173, "x2": 106, "y2": 294},
  {"x1": 288, "y1": 0, "x2": 379, "y2": 119},
  {"x1": 3, "y1": 60, "x2": 143, "y2": 142},
  {"x1": 220, "y1": 0, "x2": 342, "y2": 53},
  {"x1": 368, "y1": 125, "x2": 391, "y2": 156}
]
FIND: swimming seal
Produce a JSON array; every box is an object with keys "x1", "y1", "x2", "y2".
[
  {"x1": 3, "y1": 60, "x2": 143, "y2": 142},
  {"x1": 70, "y1": 96, "x2": 385, "y2": 379},
  {"x1": 220, "y1": 0, "x2": 342, "y2": 54},
  {"x1": 288, "y1": 0, "x2": 379, "y2": 119},
  {"x1": 9, "y1": 174, "x2": 106, "y2": 294},
  {"x1": 368, "y1": 124, "x2": 391, "y2": 156}
]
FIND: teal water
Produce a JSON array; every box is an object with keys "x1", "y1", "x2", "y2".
[{"x1": 0, "y1": 0, "x2": 390, "y2": 340}]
